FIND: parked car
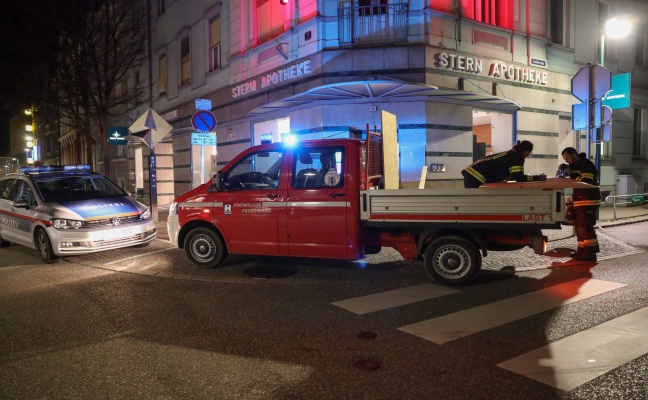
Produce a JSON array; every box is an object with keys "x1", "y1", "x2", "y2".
[{"x1": 0, "y1": 165, "x2": 156, "y2": 263}]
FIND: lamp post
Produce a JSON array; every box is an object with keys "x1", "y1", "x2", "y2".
[{"x1": 596, "y1": 17, "x2": 632, "y2": 171}]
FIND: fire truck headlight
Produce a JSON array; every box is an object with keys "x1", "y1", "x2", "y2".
[{"x1": 169, "y1": 202, "x2": 178, "y2": 216}]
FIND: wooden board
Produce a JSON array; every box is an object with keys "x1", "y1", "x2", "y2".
[{"x1": 480, "y1": 177, "x2": 597, "y2": 190}]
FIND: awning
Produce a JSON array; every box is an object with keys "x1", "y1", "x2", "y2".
[{"x1": 248, "y1": 79, "x2": 521, "y2": 117}]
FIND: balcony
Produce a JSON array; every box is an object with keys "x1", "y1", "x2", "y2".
[{"x1": 338, "y1": 2, "x2": 408, "y2": 46}]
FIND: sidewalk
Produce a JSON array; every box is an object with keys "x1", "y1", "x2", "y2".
[{"x1": 596, "y1": 203, "x2": 648, "y2": 227}]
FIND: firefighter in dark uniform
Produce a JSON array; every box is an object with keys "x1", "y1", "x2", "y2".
[
  {"x1": 462, "y1": 140, "x2": 545, "y2": 188},
  {"x1": 561, "y1": 147, "x2": 601, "y2": 262}
]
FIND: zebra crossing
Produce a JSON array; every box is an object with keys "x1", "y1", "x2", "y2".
[{"x1": 332, "y1": 279, "x2": 648, "y2": 391}]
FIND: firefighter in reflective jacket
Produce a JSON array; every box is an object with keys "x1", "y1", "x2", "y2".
[
  {"x1": 462, "y1": 140, "x2": 545, "y2": 188},
  {"x1": 561, "y1": 147, "x2": 601, "y2": 262}
]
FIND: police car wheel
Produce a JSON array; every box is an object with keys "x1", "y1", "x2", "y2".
[
  {"x1": 423, "y1": 236, "x2": 481, "y2": 286},
  {"x1": 0, "y1": 234, "x2": 10, "y2": 247},
  {"x1": 184, "y1": 227, "x2": 227, "y2": 268},
  {"x1": 35, "y1": 228, "x2": 58, "y2": 264}
]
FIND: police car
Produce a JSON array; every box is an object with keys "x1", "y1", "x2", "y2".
[{"x1": 0, "y1": 165, "x2": 156, "y2": 263}]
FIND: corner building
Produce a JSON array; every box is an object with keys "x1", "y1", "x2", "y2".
[{"x1": 133, "y1": 0, "x2": 648, "y2": 201}]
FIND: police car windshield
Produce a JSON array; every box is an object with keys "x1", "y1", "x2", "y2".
[{"x1": 35, "y1": 175, "x2": 127, "y2": 203}]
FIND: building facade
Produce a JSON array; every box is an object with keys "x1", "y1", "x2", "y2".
[{"x1": 111, "y1": 0, "x2": 648, "y2": 205}]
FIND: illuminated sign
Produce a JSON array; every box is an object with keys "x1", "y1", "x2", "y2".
[
  {"x1": 602, "y1": 73, "x2": 631, "y2": 110},
  {"x1": 434, "y1": 52, "x2": 548, "y2": 85},
  {"x1": 232, "y1": 59, "x2": 313, "y2": 98}
]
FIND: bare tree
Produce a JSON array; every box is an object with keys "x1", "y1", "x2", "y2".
[{"x1": 52, "y1": 0, "x2": 147, "y2": 172}]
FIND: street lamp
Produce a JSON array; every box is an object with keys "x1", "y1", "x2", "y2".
[{"x1": 596, "y1": 17, "x2": 632, "y2": 172}]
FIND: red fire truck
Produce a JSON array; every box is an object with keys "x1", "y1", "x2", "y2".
[{"x1": 167, "y1": 133, "x2": 574, "y2": 285}]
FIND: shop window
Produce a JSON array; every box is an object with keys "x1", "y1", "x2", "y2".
[{"x1": 180, "y1": 37, "x2": 191, "y2": 86}]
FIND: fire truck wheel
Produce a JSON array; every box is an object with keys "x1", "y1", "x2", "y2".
[
  {"x1": 184, "y1": 227, "x2": 227, "y2": 268},
  {"x1": 35, "y1": 227, "x2": 58, "y2": 264},
  {"x1": 423, "y1": 236, "x2": 481, "y2": 286}
]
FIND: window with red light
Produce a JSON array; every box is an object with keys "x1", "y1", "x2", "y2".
[
  {"x1": 431, "y1": 0, "x2": 513, "y2": 30},
  {"x1": 257, "y1": 0, "x2": 286, "y2": 43}
]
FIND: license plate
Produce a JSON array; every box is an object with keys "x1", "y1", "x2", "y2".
[{"x1": 103, "y1": 227, "x2": 134, "y2": 240}]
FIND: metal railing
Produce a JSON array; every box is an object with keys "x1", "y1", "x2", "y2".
[
  {"x1": 338, "y1": 3, "x2": 408, "y2": 46},
  {"x1": 604, "y1": 193, "x2": 648, "y2": 219}
]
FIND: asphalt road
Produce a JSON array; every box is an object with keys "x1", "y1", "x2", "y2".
[{"x1": 1, "y1": 223, "x2": 648, "y2": 399}]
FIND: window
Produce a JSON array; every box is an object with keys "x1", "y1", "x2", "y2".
[
  {"x1": 358, "y1": 0, "x2": 388, "y2": 16},
  {"x1": 134, "y1": 70, "x2": 141, "y2": 86},
  {"x1": 0, "y1": 178, "x2": 17, "y2": 200},
  {"x1": 636, "y1": 20, "x2": 646, "y2": 66},
  {"x1": 180, "y1": 37, "x2": 191, "y2": 86},
  {"x1": 292, "y1": 148, "x2": 344, "y2": 189},
  {"x1": 598, "y1": 1, "x2": 609, "y2": 62},
  {"x1": 157, "y1": 0, "x2": 165, "y2": 15},
  {"x1": 257, "y1": 0, "x2": 286, "y2": 43},
  {"x1": 158, "y1": 54, "x2": 167, "y2": 94},
  {"x1": 432, "y1": 0, "x2": 513, "y2": 29},
  {"x1": 116, "y1": 82, "x2": 123, "y2": 101},
  {"x1": 633, "y1": 108, "x2": 643, "y2": 158},
  {"x1": 209, "y1": 17, "x2": 222, "y2": 71},
  {"x1": 224, "y1": 151, "x2": 283, "y2": 190},
  {"x1": 550, "y1": 0, "x2": 569, "y2": 46}
]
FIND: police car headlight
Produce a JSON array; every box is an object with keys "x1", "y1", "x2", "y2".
[
  {"x1": 51, "y1": 219, "x2": 83, "y2": 229},
  {"x1": 140, "y1": 208, "x2": 151, "y2": 220}
]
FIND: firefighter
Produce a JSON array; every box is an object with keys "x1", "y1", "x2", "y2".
[
  {"x1": 462, "y1": 140, "x2": 546, "y2": 188},
  {"x1": 561, "y1": 147, "x2": 601, "y2": 262}
]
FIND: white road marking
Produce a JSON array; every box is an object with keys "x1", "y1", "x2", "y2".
[
  {"x1": 398, "y1": 279, "x2": 626, "y2": 344},
  {"x1": 105, "y1": 246, "x2": 176, "y2": 265},
  {"x1": 332, "y1": 284, "x2": 459, "y2": 315},
  {"x1": 498, "y1": 306, "x2": 648, "y2": 391}
]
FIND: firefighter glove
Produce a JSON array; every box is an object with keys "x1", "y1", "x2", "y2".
[{"x1": 533, "y1": 174, "x2": 547, "y2": 182}]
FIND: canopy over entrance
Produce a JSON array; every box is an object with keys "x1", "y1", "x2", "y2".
[{"x1": 248, "y1": 79, "x2": 520, "y2": 117}]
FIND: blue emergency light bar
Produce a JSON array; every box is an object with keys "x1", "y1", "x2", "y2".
[{"x1": 19, "y1": 165, "x2": 92, "y2": 174}]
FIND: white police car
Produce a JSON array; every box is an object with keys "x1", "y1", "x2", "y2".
[{"x1": 0, "y1": 165, "x2": 156, "y2": 263}]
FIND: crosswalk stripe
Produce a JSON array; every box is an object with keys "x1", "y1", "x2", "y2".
[
  {"x1": 332, "y1": 284, "x2": 459, "y2": 315},
  {"x1": 498, "y1": 306, "x2": 648, "y2": 391},
  {"x1": 398, "y1": 278, "x2": 626, "y2": 344}
]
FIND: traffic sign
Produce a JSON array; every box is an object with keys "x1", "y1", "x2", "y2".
[
  {"x1": 191, "y1": 110, "x2": 217, "y2": 132},
  {"x1": 195, "y1": 98, "x2": 212, "y2": 111},
  {"x1": 191, "y1": 132, "x2": 216, "y2": 146},
  {"x1": 572, "y1": 103, "x2": 588, "y2": 130},
  {"x1": 592, "y1": 64, "x2": 612, "y2": 100},
  {"x1": 571, "y1": 66, "x2": 589, "y2": 102}
]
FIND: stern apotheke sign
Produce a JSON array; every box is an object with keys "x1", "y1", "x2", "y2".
[
  {"x1": 434, "y1": 52, "x2": 549, "y2": 85},
  {"x1": 232, "y1": 59, "x2": 313, "y2": 98}
]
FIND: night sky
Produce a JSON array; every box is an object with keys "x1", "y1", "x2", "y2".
[{"x1": 0, "y1": 0, "x2": 68, "y2": 156}]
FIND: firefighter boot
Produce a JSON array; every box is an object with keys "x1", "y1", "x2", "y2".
[{"x1": 569, "y1": 248, "x2": 584, "y2": 257}]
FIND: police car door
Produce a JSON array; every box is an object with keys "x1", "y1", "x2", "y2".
[{"x1": 0, "y1": 179, "x2": 36, "y2": 247}]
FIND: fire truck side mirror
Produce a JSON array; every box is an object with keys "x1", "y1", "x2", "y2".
[{"x1": 215, "y1": 171, "x2": 225, "y2": 191}]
